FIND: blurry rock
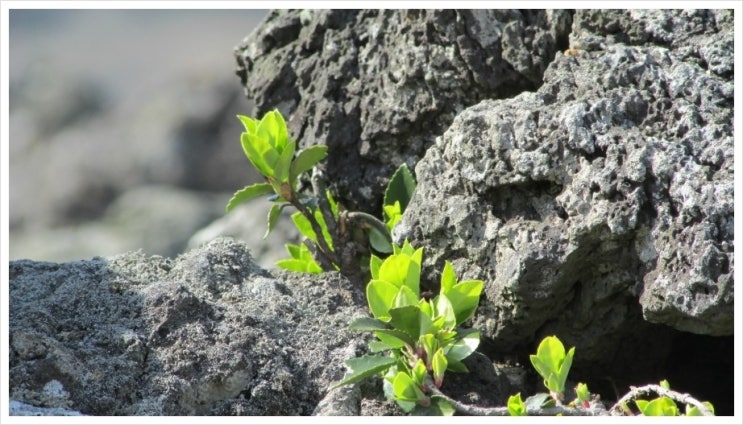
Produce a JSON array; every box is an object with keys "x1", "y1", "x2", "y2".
[
  {"x1": 188, "y1": 199, "x2": 299, "y2": 270},
  {"x1": 11, "y1": 185, "x2": 229, "y2": 261}
]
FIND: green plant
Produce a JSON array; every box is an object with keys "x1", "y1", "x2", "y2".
[
  {"x1": 334, "y1": 241, "x2": 484, "y2": 415},
  {"x1": 382, "y1": 163, "x2": 416, "y2": 232},
  {"x1": 622, "y1": 380, "x2": 716, "y2": 417},
  {"x1": 573, "y1": 382, "x2": 591, "y2": 408},
  {"x1": 226, "y1": 109, "x2": 416, "y2": 283},
  {"x1": 507, "y1": 393, "x2": 526, "y2": 416},
  {"x1": 529, "y1": 335, "x2": 575, "y2": 403}
]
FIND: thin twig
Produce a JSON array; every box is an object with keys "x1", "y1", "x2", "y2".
[
  {"x1": 609, "y1": 384, "x2": 713, "y2": 416},
  {"x1": 292, "y1": 198, "x2": 338, "y2": 270},
  {"x1": 311, "y1": 168, "x2": 339, "y2": 239},
  {"x1": 427, "y1": 386, "x2": 606, "y2": 416},
  {"x1": 303, "y1": 239, "x2": 336, "y2": 272},
  {"x1": 345, "y1": 212, "x2": 392, "y2": 244}
]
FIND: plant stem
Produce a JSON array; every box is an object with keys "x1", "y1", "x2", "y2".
[
  {"x1": 311, "y1": 169, "x2": 338, "y2": 241},
  {"x1": 345, "y1": 211, "x2": 392, "y2": 245},
  {"x1": 609, "y1": 384, "x2": 714, "y2": 416},
  {"x1": 291, "y1": 197, "x2": 338, "y2": 270},
  {"x1": 427, "y1": 386, "x2": 606, "y2": 416}
]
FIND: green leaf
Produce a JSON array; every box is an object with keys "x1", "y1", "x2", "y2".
[
  {"x1": 368, "y1": 226, "x2": 393, "y2": 254},
  {"x1": 446, "y1": 329, "x2": 480, "y2": 362},
  {"x1": 290, "y1": 145, "x2": 328, "y2": 186},
  {"x1": 370, "y1": 255, "x2": 383, "y2": 280},
  {"x1": 418, "y1": 307, "x2": 435, "y2": 336},
  {"x1": 383, "y1": 201, "x2": 403, "y2": 231},
  {"x1": 290, "y1": 208, "x2": 333, "y2": 249},
  {"x1": 393, "y1": 285, "x2": 419, "y2": 309},
  {"x1": 425, "y1": 396, "x2": 455, "y2": 416},
  {"x1": 529, "y1": 336, "x2": 574, "y2": 395},
  {"x1": 378, "y1": 253, "x2": 420, "y2": 297},
  {"x1": 291, "y1": 211, "x2": 316, "y2": 241},
  {"x1": 445, "y1": 358, "x2": 468, "y2": 373},
  {"x1": 325, "y1": 189, "x2": 339, "y2": 218},
  {"x1": 555, "y1": 346, "x2": 575, "y2": 394},
  {"x1": 445, "y1": 280, "x2": 484, "y2": 325},
  {"x1": 440, "y1": 261, "x2": 457, "y2": 293},
  {"x1": 660, "y1": 379, "x2": 670, "y2": 389},
  {"x1": 433, "y1": 294, "x2": 457, "y2": 330},
  {"x1": 374, "y1": 330, "x2": 410, "y2": 349},
  {"x1": 392, "y1": 371, "x2": 425, "y2": 403},
  {"x1": 686, "y1": 401, "x2": 715, "y2": 416},
  {"x1": 332, "y1": 355, "x2": 397, "y2": 388},
  {"x1": 536, "y1": 336, "x2": 566, "y2": 373},
  {"x1": 575, "y1": 382, "x2": 590, "y2": 402},
  {"x1": 411, "y1": 359, "x2": 427, "y2": 385},
  {"x1": 272, "y1": 139, "x2": 296, "y2": 184},
  {"x1": 275, "y1": 243, "x2": 322, "y2": 273},
  {"x1": 395, "y1": 399, "x2": 417, "y2": 414},
  {"x1": 275, "y1": 258, "x2": 322, "y2": 274},
  {"x1": 508, "y1": 393, "x2": 527, "y2": 416},
  {"x1": 384, "y1": 163, "x2": 416, "y2": 213},
  {"x1": 369, "y1": 340, "x2": 393, "y2": 353},
  {"x1": 432, "y1": 348, "x2": 448, "y2": 387},
  {"x1": 389, "y1": 305, "x2": 421, "y2": 340},
  {"x1": 419, "y1": 333, "x2": 438, "y2": 360},
  {"x1": 240, "y1": 131, "x2": 274, "y2": 178},
  {"x1": 286, "y1": 243, "x2": 301, "y2": 259},
  {"x1": 636, "y1": 397, "x2": 678, "y2": 416},
  {"x1": 258, "y1": 109, "x2": 288, "y2": 152},
  {"x1": 349, "y1": 316, "x2": 392, "y2": 332},
  {"x1": 366, "y1": 279, "x2": 399, "y2": 321},
  {"x1": 236, "y1": 114, "x2": 257, "y2": 133},
  {"x1": 225, "y1": 182, "x2": 274, "y2": 212},
  {"x1": 265, "y1": 203, "x2": 282, "y2": 239}
]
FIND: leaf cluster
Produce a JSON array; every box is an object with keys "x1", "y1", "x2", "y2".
[
  {"x1": 225, "y1": 110, "x2": 417, "y2": 283},
  {"x1": 335, "y1": 243, "x2": 484, "y2": 414}
]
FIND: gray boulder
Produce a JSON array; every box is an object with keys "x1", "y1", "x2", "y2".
[
  {"x1": 235, "y1": 9, "x2": 573, "y2": 212},
  {"x1": 394, "y1": 8, "x2": 732, "y2": 389},
  {"x1": 10, "y1": 238, "x2": 366, "y2": 415},
  {"x1": 235, "y1": 8, "x2": 733, "y2": 413},
  {"x1": 9, "y1": 238, "x2": 519, "y2": 415}
]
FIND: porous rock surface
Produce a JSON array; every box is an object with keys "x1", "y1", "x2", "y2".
[
  {"x1": 235, "y1": 9, "x2": 573, "y2": 212},
  {"x1": 10, "y1": 238, "x2": 366, "y2": 415},
  {"x1": 234, "y1": 8, "x2": 733, "y2": 411},
  {"x1": 10, "y1": 8, "x2": 734, "y2": 416},
  {"x1": 396, "y1": 9, "x2": 733, "y2": 358},
  {"x1": 10, "y1": 238, "x2": 519, "y2": 415}
]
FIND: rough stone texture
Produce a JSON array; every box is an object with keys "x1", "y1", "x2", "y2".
[
  {"x1": 9, "y1": 238, "x2": 365, "y2": 415},
  {"x1": 396, "y1": 8, "x2": 733, "y2": 367},
  {"x1": 9, "y1": 238, "x2": 520, "y2": 415},
  {"x1": 235, "y1": 9, "x2": 572, "y2": 213},
  {"x1": 9, "y1": 400, "x2": 84, "y2": 416},
  {"x1": 9, "y1": 9, "x2": 735, "y2": 417}
]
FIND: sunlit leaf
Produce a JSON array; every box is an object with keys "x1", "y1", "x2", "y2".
[
  {"x1": 225, "y1": 182, "x2": 273, "y2": 212},
  {"x1": 446, "y1": 329, "x2": 479, "y2": 362},
  {"x1": 265, "y1": 203, "x2": 282, "y2": 239},
  {"x1": 366, "y1": 279, "x2": 399, "y2": 320},
  {"x1": 384, "y1": 163, "x2": 416, "y2": 212},
  {"x1": 332, "y1": 355, "x2": 396, "y2": 388},
  {"x1": 290, "y1": 145, "x2": 328, "y2": 186},
  {"x1": 508, "y1": 393, "x2": 527, "y2": 416},
  {"x1": 389, "y1": 305, "x2": 421, "y2": 340}
]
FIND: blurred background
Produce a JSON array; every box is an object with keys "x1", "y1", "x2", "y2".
[{"x1": 8, "y1": 9, "x2": 298, "y2": 268}]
